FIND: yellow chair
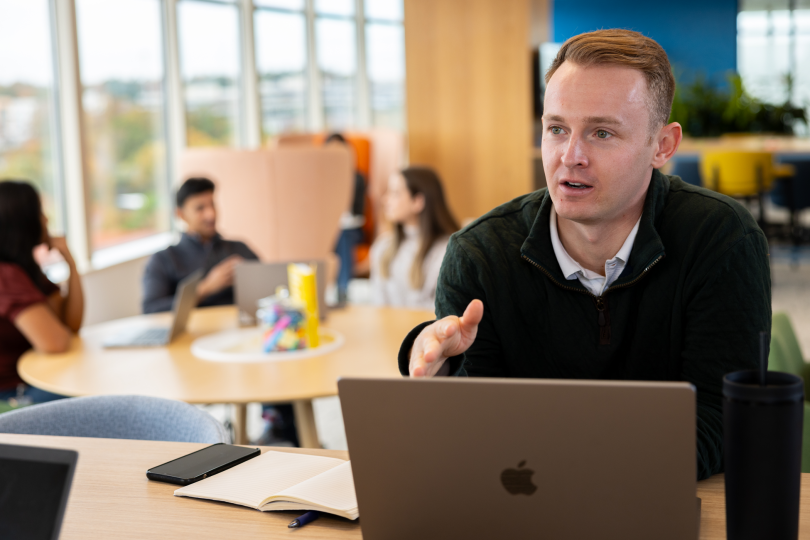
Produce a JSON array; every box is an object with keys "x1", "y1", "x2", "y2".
[{"x1": 699, "y1": 151, "x2": 780, "y2": 226}]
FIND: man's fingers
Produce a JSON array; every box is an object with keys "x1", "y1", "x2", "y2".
[
  {"x1": 436, "y1": 319, "x2": 458, "y2": 340},
  {"x1": 410, "y1": 330, "x2": 447, "y2": 377},
  {"x1": 420, "y1": 332, "x2": 445, "y2": 364},
  {"x1": 459, "y1": 299, "x2": 484, "y2": 332}
]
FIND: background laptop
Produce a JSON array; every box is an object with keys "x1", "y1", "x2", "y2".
[
  {"x1": 234, "y1": 260, "x2": 327, "y2": 325},
  {"x1": 339, "y1": 377, "x2": 697, "y2": 540},
  {"x1": 103, "y1": 270, "x2": 203, "y2": 348},
  {"x1": 0, "y1": 443, "x2": 78, "y2": 540}
]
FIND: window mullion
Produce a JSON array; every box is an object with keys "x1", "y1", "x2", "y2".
[
  {"x1": 355, "y1": 0, "x2": 370, "y2": 129},
  {"x1": 52, "y1": 0, "x2": 91, "y2": 271},
  {"x1": 305, "y1": 0, "x2": 325, "y2": 131},
  {"x1": 239, "y1": 0, "x2": 262, "y2": 148},
  {"x1": 163, "y1": 0, "x2": 186, "y2": 204}
]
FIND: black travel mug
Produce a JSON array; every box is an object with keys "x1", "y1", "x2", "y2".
[{"x1": 723, "y1": 370, "x2": 804, "y2": 540}]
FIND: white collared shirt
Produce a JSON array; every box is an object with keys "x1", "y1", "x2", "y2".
[{"x1": 549, "y1": 206, "x2": 641, "y2": 297}]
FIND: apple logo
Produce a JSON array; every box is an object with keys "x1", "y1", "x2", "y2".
[{"x1": 500, "y1": 460, "x2": 537, "y2": 495}]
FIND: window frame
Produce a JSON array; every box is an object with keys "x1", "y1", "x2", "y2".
[{"x1": 37, "y1": 0, "x2": 404, "y2": 272}]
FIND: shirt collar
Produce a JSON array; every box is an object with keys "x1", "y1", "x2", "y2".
[
  {"x1": 549, "y1": 205, "x2": 641, "y2": 280},
  {"x1": 182, "y1": 231, "x2": 221, "y2": 246},
  {"x1": 522, "y1": 170, "x2": 668, "y2": 287}
]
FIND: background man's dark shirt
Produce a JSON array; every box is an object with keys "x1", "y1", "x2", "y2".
[{"x1": 142, "y1": 233, "x2": 259, "y2": 314}]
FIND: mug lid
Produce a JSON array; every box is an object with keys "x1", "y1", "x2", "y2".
[{"x1": 723, "y1": 370, "x2": 805, "y2": 403}]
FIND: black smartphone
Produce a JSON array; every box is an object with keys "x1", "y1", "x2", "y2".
[{"x1": 146, "y1": 443, "x2": 260, "y2": 485}]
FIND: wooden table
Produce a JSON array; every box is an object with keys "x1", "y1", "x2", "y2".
[
  {"x1": 17, "y1": 305, "x2": 433, "y2": 447},
  {"x1": 2, "y1": 433, "x2": 809, "y2": 539},
  {"x1": 0, "y1": 433, "x2": 359, "y2": 539}
]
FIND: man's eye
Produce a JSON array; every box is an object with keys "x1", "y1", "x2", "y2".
[
  {"x1": 550, "y1": 126, "x2": 563, "y2": 135},
  {"x1": 596, "y1": 130, "x2": 611, "y2": 139}
]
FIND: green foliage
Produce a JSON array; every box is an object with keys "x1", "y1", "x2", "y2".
[
  {"x1": 187, "y1": 107, "x2": 232, "y2": 147},
  {"x1": 669, "y1": 73, "x2": 807, "y2": 137}
]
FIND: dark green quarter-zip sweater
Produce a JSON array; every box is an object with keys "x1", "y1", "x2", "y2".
[{"x1": 397, "y1": 170, "x2": 771, "y2": 481}]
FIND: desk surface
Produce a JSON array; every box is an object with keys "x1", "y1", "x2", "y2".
[
  {"x1": 17, "y1": 305, "x2": 433, "y2": 404},
  {"x1": 0, "y1": 433, "x2": 359, "y2": 539},
  {"x1": 2, "y1": 433, "x2": 809, "y2": 539}
]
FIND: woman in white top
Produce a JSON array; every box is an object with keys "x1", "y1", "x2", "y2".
[{"x1": 370, "y1": 166, "x2": 459, "y2": 310}]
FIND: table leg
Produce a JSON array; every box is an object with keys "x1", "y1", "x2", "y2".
[
  {"x1": 293, "y1": 399, "x2": 320, "y2": 449},
  {"x1": 232, "y1": 403, "x2": 248, "y2": 445}
]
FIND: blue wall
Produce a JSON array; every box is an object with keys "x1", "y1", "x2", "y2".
[{"x1": 552, "y1": 0, "x2": 738, "y2": 82}]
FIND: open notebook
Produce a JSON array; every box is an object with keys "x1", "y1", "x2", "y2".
[{"x1": 174, "y1": 450, "x2": 358, "y2": 520}]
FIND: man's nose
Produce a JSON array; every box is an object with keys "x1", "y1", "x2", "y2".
[{"x1": 561, "y1": 135, "x2": 589, "y2": 169}]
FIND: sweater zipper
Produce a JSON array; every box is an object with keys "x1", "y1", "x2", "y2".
[{"x1": 521, "y1": 254, "x2": 665, "y2": 345}]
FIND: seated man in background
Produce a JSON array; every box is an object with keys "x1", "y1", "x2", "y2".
[
  {"x1": 142, "y1": 178, "x2": 259, "y2": 314},
  {"x1": 401, "y1": 29, "x2": 770, "y2": 481}
]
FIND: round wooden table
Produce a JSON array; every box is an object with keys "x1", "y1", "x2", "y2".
[{"x1": 18, "y1": 305, "x2": 433, "y2": 446}]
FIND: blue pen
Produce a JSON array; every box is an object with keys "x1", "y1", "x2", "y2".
[{"x1": 288, "y1": 510, "x2": 321, "y2": 528}]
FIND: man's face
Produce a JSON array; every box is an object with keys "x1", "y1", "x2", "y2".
[
  {"x1": 542, "y1": 62, "x2": 659, "y2": 226},
  {"x1": 177, "y1": 191, "x2": 217, "y2": 238}
]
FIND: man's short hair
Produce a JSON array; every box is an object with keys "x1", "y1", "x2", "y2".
[
  {"x1": 545, "y1": 29, "x2": 675, "y2": 133},
  {"x1": 176, "y1": 177, "x2": 215, "y2": 208},
  {"x1": 325, "y1": 132, "x2": 347, "y2": 145}
]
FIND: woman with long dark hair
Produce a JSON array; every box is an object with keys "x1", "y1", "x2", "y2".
[
  {"x1": 0, "y1": 180, "x2": 83, "y2": 404},
  {"x1": 370, "y1": 166, "x2": 459, "y2": 309}
]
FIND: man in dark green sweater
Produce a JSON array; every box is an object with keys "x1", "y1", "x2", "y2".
[{"x1": 398, "y1": 30, "x2": 770, "y2": 481}]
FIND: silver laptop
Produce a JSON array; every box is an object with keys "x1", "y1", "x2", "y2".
[
  {"x1": 103, "y1": 270, "x2": 203, "y2": 348},
  {"x1": 339, "y1": 377, "x2": 698, "y2": 540},
  {"x1": 234, "y1": 260, "x2": 327, "y2": 325},
  {"x1": 0, "y1": 443, "x2": 78, "y2": 540}
]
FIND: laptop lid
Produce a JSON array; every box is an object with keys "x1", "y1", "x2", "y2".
[
  {"x1": 0, "y1": 443, "x2": 78, "y2": 540},
  {"x1": 339, "y1": 377, "x2": 697, "y2": 540},
  {"x1": 234, "y1": 260, "x2": 327, "y2": 325},
  {"x1": 167, "y1": 269, "x2": 203, "y2": 342}
]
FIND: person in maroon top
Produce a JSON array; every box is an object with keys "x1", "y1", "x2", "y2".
[{"x1": 0, "y1": 181, "x2": 84, "y2": 404}]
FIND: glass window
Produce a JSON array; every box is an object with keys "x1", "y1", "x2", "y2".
[
  {"x1": 365, "y1": 0, "x2": 403, "y2": 21},
  {"x1": 793, "y1": 10, "x2": 810, "y2": 119},
  {"x1": 366, "y1": 22, "x2": 405, "y2": 129},
  {"x1": 178, "y1": 0, "x2": 243, "y2": 147},
  {"x1": 76, "y1": 0, "x2": 170, "y2": 251},
  {"x1": 315, "y1": 0, "x2": 354, "y2": 17},
  {"x1": 316, "y1": 17, "x2": 357, "y2": 130},
  {"x1": 0, "y1": 0, "x2": 63, "y2": 230},
  {"x1": 738, "y1": 10, "x2": 789, "y2": 103},
  {"x1": 254, "y1": 0, "x2": 304, "y2": 10},
  {"x1": 255, "y1": 9, "x2": 309, "y2": 137}
]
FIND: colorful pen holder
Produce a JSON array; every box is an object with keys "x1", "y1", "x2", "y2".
[{"x1": 256, "y1": 291, "x2": 309, "y2": 353}]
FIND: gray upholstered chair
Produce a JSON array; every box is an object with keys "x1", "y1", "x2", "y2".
[{"x1": 0, "y1": 395, "x2": 230, "y2": 443}]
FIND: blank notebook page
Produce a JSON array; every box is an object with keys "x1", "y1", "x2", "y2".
[
  {"x1": 174, "y1": 451, "x2": 346, "y2": 508},
  {"x1": 270, "y1": 461, "x2": 357, "y2": 512}
]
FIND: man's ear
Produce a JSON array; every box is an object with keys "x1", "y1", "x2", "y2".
[{"x1": 651, "y1": 122, "x2": 682, "y2": 169}]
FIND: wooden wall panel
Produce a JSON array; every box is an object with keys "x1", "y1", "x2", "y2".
[{"x1": 404, "y1": 0, "x2": 533, "y2": 222}]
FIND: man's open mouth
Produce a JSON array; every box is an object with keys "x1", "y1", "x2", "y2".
[{"x1": 563, "y1": 181, "x2": 591, "y2": 189}]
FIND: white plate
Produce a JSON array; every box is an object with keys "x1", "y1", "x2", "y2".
[{"x1": 190, "y1": 327, "x2": 344, "y2": 363}]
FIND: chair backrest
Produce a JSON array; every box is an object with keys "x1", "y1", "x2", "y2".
[
  {"x1": 772, "y1": 155, "x2": 810, "y2": 211},
  {"x1": 271, "y1": 147, "x2": 354, "y2": 260},
  {"x1": 179, "y1": 147, "x2": 353, "y2": 263},
  {"x1": 769, "y1": 312, "x2": 806, "y2": 377},
  {"x1": 274, "y1": 129, "x2": 406, "y2": 240},
  {"x1": 0, "y1": 395, "x2": 230, "y2": 443},
  {"x1": 699, "y1": 151, "x2": 775, "y2": 196},
  {"x1": 669, "y1": 155, "x2": 701, "y2": 187}
]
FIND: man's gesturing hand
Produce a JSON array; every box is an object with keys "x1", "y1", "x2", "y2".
[
  {"x1": 409, "y1": 299, "x2": 484, "y2": 378},
  {"x1": 197, "y1": 255, "x2": 243, "y2": 300}
]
